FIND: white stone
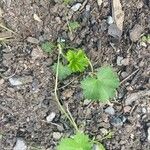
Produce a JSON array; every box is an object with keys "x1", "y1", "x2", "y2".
[
  {"x1": 13, "y1": 138, "x2": 27, "y2": 150},
  {"x1": 107, "y1": 16, "x2": 114, "y2": 24},
  {"x1": 46, "y1": 112, "x2": 56, "y2": 123},
  {"x1": 71, "y1": 3, "x2": 82, "y2": 12},
  {"x1": 9, "y1": 78, "x2": 22, "y2": 86}
]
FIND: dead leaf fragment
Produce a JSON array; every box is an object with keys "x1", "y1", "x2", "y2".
[{"x1": 112, "y1": 0, "x2": 124, "y2": 33}]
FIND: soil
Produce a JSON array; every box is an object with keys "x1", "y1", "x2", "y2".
[{"x1": 0, "y1": 0, "x2": 150, "y2": 150}]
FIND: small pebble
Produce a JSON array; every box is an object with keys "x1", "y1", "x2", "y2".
[
  {"x1": 9, "y1": 78, "x2": 23, "y2": 86},
  {"x1": 86, "y1": 5, "x2": 90, "y2": 11},
  {"x1": 9, "y1": 76, "x2": 33, "y2": 86},
  {"x1": 13, "y1": 138, "x2": 27, "y2": 150},
  {"x1": 71, "y1": 3, "x2": 82, "y2": 12},
  {"x1": 0, "y1": 78, "x2": 4, "y2": 85},
  {"x1": 105, "y1": 106, "x2": 115, "y2": 115},
  {"x1": 137, "y1": 1, "x2": 144, "y2": 9},
  {"x1": 130, "y1": 24, "x2": 144, "y2": 42},
  {"x1": 97, "y1": 0, "x2": 103, "y2": 6},
  {"x1": 117, "y1": 56, "x2": 123, "y2": 66},
  {"x1": 100, "y1": 128, "x2": 108, "y2": 135},
  {"x1": 108, "y1": 24, "x2": 122, "y2": 38},
  {"x1": 123, "y1": 106, "x2": 131, "y2": 113},
  {"x1": 111, "y1": 116, "x2": 123, "y2": 127},
  {"x1": 107, "y1": 16, "x2": 114, "y2": 24},
  {"x1": 83, "y1": 99, "x2": 91, "y2": 105},
  {"x1": 53, "y1": 132, "x2": 62, "y2": 140},
  {"x1": 46, "y1": 112, "x2": 56, "y2": 123},
  {"x1": 27, "y1": 37, "x2": 39, "y2": 44},
  {"x1": 121, "y1": 71, "x2": 128, "y2": 78},
  {"x1": 121, "y1": 58, "x2": 130, "y2": 66}
]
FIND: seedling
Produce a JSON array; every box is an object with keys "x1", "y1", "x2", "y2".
[
  {"x1": 41, "y1": 40, "x2": 120, "y2": 150},
  {"x1": 81, "y1": 66, "x2": 119, "y2": 102},
  {"x1": 41, "y1": 41, "x2": 56, "y2": 53},
  {"x1": 141, "y1": 34, "x2": 150, "y2": 44},
  {"x1": 68, "y1": 21, "x2": 80, "y2": 32},
  {"x1": 63, "y1": 0, "x2": 73, "y2": 5}
]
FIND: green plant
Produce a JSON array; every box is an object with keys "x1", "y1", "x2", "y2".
[
  {"x1": 52, "y1": 63, "x2": 72, "y2": 80},
  {"x1": 41, "y1": 41, "x2": 56, "y2": 53},
  {"x1": 66, "y1": 49, "x2": 89, "y2": 72},
  {"x1": 81, "y1": 66, "x2": 119, "y2": 102},
  {"x1": 68, "y1": 21, "x2": 80, "y2": 32},
  {"x1": 43, "y1": 41, "x2": 119, "y2": 149},
  {"x1": 63, "y1": 0, "x2": 73, "y2": 4},
  {"x1": 57, "y1": 132, "x2": 92, "y2": 150},
  {"x1": 141, "y1": 34, "x2": 150, "y2": 44}
]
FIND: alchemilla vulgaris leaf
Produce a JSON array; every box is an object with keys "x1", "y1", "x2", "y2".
[
  {"x1": 41, "y1": 41, "x2": 55, "y2": 53},
  {"x1": 52, "y1": 63, "x2": 72, "y2": 80},
  {"x1": 66, "y1": 49, "x2": 89, "y2": 72},
  {"x1": 57, "y1": 132, "x2": 92, "y2": 150},
  {"x1": 81, "y1": 66, "x2": 120, "y2": 102}
]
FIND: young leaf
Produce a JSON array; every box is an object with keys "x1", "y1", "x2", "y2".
[
  {"x1": 57, "y1": 132, "x2": 92, "y2": 150},
  {"x1": 41, "y1": 41, "x2": 55, "y2": 53},
  {"x1": 64, "y1": 0, "x2": 72, "y2": 4},
  {"x1": 52, "y1": 63, "x2": 72, "y2": 80},
  {"x1": 81, "y1": 66, "x2": 119, "y2": 102},
  {"x1": 95, "y1": 143, "x2": 106, "y2": 150},
  {"x1": 66, "y1": 49, "x2": 89, "y2": 72},
  {"x1": 69, "y1": 21, "x2": 80, "y2": 31}
]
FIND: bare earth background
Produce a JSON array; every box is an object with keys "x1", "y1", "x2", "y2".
[{"x1": 0, "y1": 0, "x2": 150, "y2": 150}]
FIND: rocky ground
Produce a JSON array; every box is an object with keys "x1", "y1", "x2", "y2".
[{"x1": 0, "y1": 0, "x2": 150, "y2": 150}]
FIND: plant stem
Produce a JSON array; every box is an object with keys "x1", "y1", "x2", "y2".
[
  {"x1": 87, "y1": 58, "x2": 94, "y2": 74},
  {"x1": 54, "y1": 44, "x2": 79, "y2": 132}
]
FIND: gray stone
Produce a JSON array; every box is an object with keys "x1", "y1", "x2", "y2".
[
  {"x1": 27, "y1": 37, "x2": 39, "y2": 44},
  {"x1": 13, "y1": 138, "x2": 27, "y2": 150},
  {"x1": 108, "y1": 24, "x2": 122, "y2": 38},
  {"x1": 53, "y1": 132, "x2": 62, "y2": 140},
  {"x1": 130, "y1": 24, "x2": 144, "y2": 42},
  {"x1": 9, "y1": 76, "x2": 33, "y2": 86},
  {"x1": 111, "y1": 116, "x2": 123, "y2": 127},
  {"x1": 71, "y1": 3, "x2": 82, "y2": 12},
  {"x1": 46, "y1": 112, "x2": 56, "y2": 123},
  {"x1": 105, "y1": 106, "x2": 115, "y2": 115}
]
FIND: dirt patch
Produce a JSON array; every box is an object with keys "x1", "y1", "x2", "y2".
[{"x1": 0, "y1": 0, "x2": 150, "y2": 150}]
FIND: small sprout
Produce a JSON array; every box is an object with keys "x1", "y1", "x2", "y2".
[
  {"x1": 66, "y1": 49, "x2": 89, "y2": 72},
  {"x1": 57, "y1": 132, "x2": 92, "y2": 150},
  {"x1": 52, "y1": 63, "x2": 72, "y2": 80},
  {"x1": 68, "y1": 21, "x2": 80, "y2": 32},
  {"x1": 141, "y1": 34, "x2": 150, "y2": 44},
  {"x1": 63, "y1": 0, "x2": 73, "y2": 5},
  {"x1": 81, "y1": 66, "x2": 120, "y2": 102},
  {"x1": 41, "y1": 41, "x2": 56, "y2": 53}
]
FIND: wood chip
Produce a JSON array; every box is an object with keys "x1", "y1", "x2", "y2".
[{"x1": 112, "y1": 0, "x2": 124, "y2": 33}]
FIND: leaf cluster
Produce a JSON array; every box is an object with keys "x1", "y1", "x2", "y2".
[
  {"x1": 57, "y1": 132, "x2": 92, "y2": 150},
  {"x1": 81, "y1": 66, "x2": 119, "y2": 102}
]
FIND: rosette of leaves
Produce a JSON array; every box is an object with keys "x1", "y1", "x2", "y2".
[
  {"x1": 57, "y1": 132, "x2": 92, "y2": 150},
  {"x1": 66, "y1": 49, "x2": 89, "y2": 72},
  {"x1": 81, "y1": 66, "x2": 120, "y2": 102}
]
